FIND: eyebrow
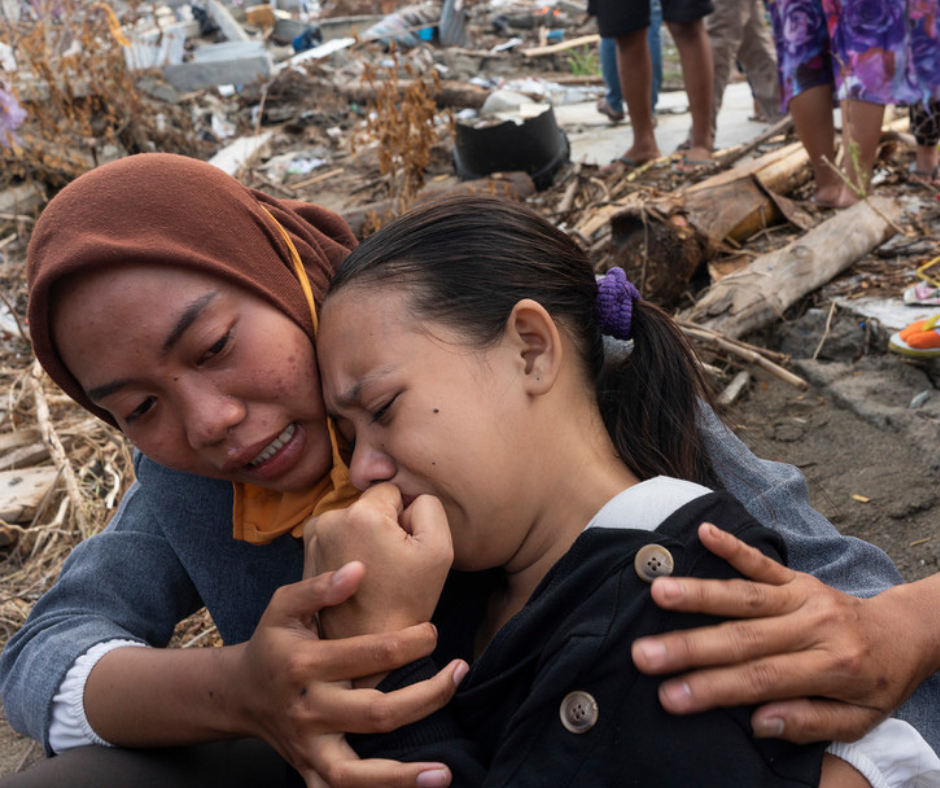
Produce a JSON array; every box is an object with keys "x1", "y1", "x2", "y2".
[
  {"x1": 85, "y1": 290, "x2": 221, "y2": 404},
  {"x1": 331, "y1": 367, "x2": 393, "y2": 411},
  {"x1": 161, "y1": 291, "x2": 220, "y2": 355}
]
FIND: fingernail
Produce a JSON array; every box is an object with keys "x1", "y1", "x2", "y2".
[
  {"x1": 452, "y1": 661, "x2": 469, "y2": 687},
  {"x1": 633, "y1": 639, "x2": 667, "y2": 669},
  {"x1": 416, "y1": 768, "x2": 449, "y2": 788},
  {"x1": 753, "y1": 716, "x2": 785, "y2": 738},
  {"x1": 660, "y1": 680, "x2": 693, "y2": 712}
]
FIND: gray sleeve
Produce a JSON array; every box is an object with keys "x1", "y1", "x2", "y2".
[
  {"x1": 700, "y1": 405, "x2": 940, "y2": 754},
  {"x1": 0, "y1": 453, "x2": 205, "y2": 753}
]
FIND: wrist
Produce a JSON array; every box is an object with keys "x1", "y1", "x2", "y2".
[{"x1": 876, "y1": 578, "x2": 940, "y2": 687}]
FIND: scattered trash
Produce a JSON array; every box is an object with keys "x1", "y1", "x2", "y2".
[{"x1": 910, "y1": 390, "x2": 931, "y2": 409}]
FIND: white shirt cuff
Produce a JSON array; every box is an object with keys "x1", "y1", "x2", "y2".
[
  {"x1": 826, "y1": 718, "x2": 940, "y2": 788},
  {"x1": 48, "y1": 640, "x2": 148, "y2": 753}
]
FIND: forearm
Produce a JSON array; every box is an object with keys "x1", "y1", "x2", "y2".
[
  {"x1": 871, "y1": 574, "x2": 940, "y2": 691},
  {"x1": 84, "y1": 643, "x2": 252, "y2": 747}
]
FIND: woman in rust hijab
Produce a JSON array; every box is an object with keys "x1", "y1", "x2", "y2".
[{"x1": 0, "y1": 153, "x2": 462, "y2": 788}]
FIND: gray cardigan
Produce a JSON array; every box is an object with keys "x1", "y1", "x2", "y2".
[{"x1": 2, "y1": 408, "x2": 938, "y2": 754}]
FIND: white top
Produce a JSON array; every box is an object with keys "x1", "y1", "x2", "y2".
[{"x1": 49, "y1": 477, "x2": 940, "y2": 788}]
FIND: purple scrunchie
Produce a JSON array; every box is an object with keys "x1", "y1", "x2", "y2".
[{"x1": 596, "y1": 267, "x2": 642, "y2": 339}]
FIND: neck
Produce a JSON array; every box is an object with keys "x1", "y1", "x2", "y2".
[{"x1": 478, "y1": 408, "x2": 639, "y2": 652}]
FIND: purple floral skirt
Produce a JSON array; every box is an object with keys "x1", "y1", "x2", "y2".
[{"x1": 768, "y1": 0, "x2": 940, "y2": 110}]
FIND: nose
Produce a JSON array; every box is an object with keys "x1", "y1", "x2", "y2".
[
  {"x1": 181, "y1": 385, "x2": 247, "y2": 450},
  {"x1": 348, "y1": 438, "x2": 396, "y2": 491}
]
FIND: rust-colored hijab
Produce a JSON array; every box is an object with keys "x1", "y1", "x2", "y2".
[{"x1": 26, "y1": 152, "x2": 359, "y2": 543}]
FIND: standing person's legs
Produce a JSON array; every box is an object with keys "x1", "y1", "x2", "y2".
[
  {"x1": 837, "y1": 98, "x2": 884, "y2": 205},
  {"x1": 735, "y1": 0, "x2": 782, "y2": 124},
  {"x1": 649, "y1": 0, "x2": 664, "y2": 112},
  {"x1": 910, "y1": 102, "x2": 940, "y2": 185},
  {"x1": 598, "y1": 37, "x2": 626, "y2": 119},
  {"x1": 597, "y1": 0, "x2": 659, "y2": 166},
  {"x1": 614, "y1": 29, "x2": 661, "y2": 162},
  {"x1": 789, "y1": 84, "x2": 840, "y2": 204},
  {"x1": 667, "y1": 18, "x2": 715, "y2": 162},
  {"x1": 705, "y1": 0, "x2": 746, "y2": 139}
]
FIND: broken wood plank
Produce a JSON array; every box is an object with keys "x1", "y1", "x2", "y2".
[
  {"x1": 0, "y1": 430, "x2": 41, "y2": 454},
  {"x1": 0, "y1": 466, "x2": 60, "y2": 524},
  {"x1": 681, "y1": 196, "x2": 901, "y2": 339},
  {"x1": 208, "y1": 132, "x2": 274, "y2": 178},
  {"x1": 522, "y1": 34, "x2": 599, "y2": 58},
  {"x1": 0, "y1": 443, "x2": 50, "y2": 472}
]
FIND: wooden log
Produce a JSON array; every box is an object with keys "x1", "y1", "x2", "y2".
[
  {"x1": 604, "y1": 141, "x2": 814, "y2": 304},
  {"x1": 680, "y1": 196, "x2": 901, "y2": 339},
  {"x1": 337, "y1": 80, "x2": 491, "y2": 110},
  {"x1": 340, "y1": 172, "x2": 537, "y2": 238}
]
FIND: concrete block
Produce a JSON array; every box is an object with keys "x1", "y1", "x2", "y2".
[
  {"x1": 208, "y1": 0, "x2": 251, "y2": 42},
  {"x1": 162, "y1": 42, "x2": 272, "y2": 90}
]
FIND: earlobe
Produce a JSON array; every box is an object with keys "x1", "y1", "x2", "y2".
[{"x1": 506, "y1": 299, "x2": 562, "y2": 394}]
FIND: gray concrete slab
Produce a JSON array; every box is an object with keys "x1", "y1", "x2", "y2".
[{"x1": 555, "y1": 81, "x2": 779, "y2": 166}]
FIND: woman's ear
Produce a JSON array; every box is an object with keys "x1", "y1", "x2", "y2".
[{"x1": 504, "y1": 299, "x2": 562, "y2": 394}]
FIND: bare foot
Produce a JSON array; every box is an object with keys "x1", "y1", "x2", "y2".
[
  {"x1": 685, "y1": 145, "x2": 712, "y2": 163},
  {"x1": 810, "y1": 185, "x2": 843, "y2": 207},
  {"x1": 832, "y1": 187, "x2": 861, "y2": 208}
]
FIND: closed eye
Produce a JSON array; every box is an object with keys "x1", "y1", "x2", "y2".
[
  {"x1": 371, "y1": 394, "x2": 398, "y2": 424},
  {"x1": 125, "y1": 396, "x2": 157, "y2": 424},
  {"x1": 199, "y1": 332, "x2": 230, "y2": 365}
]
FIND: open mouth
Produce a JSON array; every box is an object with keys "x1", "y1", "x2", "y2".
[{"x1": 248, "y1": 423, "x2": 297, "y2": 467}]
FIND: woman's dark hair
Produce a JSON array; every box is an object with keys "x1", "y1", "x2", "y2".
[{"x1": 327, "y1": 195, "x2": 716, "y2": 484}]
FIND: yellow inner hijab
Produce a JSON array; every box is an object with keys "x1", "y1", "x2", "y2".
[{"x1": 231, "y1": 211, "x2": 359, "y2": 545}]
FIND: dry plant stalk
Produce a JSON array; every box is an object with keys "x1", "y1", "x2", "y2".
[
  {"x1": 1, "y1": 0, "x2": 198, "y2": 189},
  {"x1": 354, "y1": 57, "x2": 450, "y2": 223}
]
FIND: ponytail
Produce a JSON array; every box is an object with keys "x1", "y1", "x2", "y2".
[{"x1": 597, "y1": 299, "x2": 715, "y2": 485}]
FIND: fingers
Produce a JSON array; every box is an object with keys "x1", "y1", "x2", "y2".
[
  {"x1": 323, "y1": 659, "x2": 467, "y2": 734},
  {"x1": 360, "y1": 482, "x2": 404, "y2": 515},
  {"x1": 295, "y1": 623, "x2": 442, "y2": 684},
  {"x1": 307, "y1": 734, "x2": 452, "y2": 788},
  {"x1": 632, "y1": 587, "x2": 816, "y2": 676},
  {"x1": 649, "y1": 649, "x2": 844, "y2": 715},
  {"x1": 751, "y1": 698, "x2": 884, "y2": 744},
  {"x1": 268, "y1": 564, "x2": 366, "y2": 626},
  {"x1": 402, "y1": 495, "x2": 453, "y2": 560},
  {"x1": 697, "y1": 522, "x2": 794, "y2": 586}
]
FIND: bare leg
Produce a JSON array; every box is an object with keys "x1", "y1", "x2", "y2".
[
  {"x1": 614, "y1": 29, "x2": 661, "y2": 164},
  {"x1": 914, "y1": 145, "x2": 940, "y2": 184},
  {"x1": 667, "y1": 19, "x2": 714, "y2": 162},
  {"x1": 789, "y1": 84, "x2": 840, "y2": 204},
  {"x1": 704, "y1": 0, "x2": 745, "y2": 139},
  {"x1": 837, "y1": 98, "x2": 884, "y2": 206}
]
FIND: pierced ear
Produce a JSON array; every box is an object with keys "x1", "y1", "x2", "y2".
[{"x1": 505, "y1": 299, "x2": 562, "y2": 393}]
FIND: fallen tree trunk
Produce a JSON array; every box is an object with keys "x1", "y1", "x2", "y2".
[
  {"x1": 337, "y1": 79, "x2": 490, "y2": 110},
  {"x1": 341, "y1": 172, "x2": 536, "y2": 238},
  {"x1": 680, "y1": 196, "x2": 901, "y2": 339},
  {"x1": 603, "y1": 141, "x2": 813, "y2": 304}
]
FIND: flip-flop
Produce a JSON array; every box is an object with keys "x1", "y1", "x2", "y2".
[
  {"x1": 909, "y1": 163, "x2": 940, "y2": 188},
  {"x1": 600, "y1": 156, "x2": 643, "y2": 176},
  {"x1": 672, "y1": 155, "x2": 714, "y2": 174}
]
